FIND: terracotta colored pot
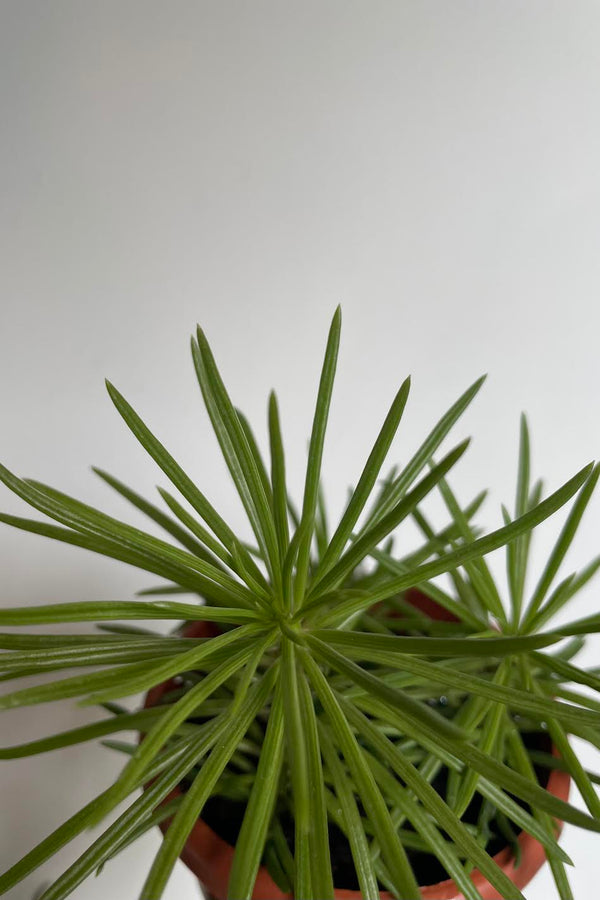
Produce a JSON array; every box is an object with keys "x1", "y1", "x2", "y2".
[{"x1": 144, "y1": 594, "x2": 571, "y2": 900}]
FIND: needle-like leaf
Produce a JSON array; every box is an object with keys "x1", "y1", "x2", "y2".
[
  {"x1": 508, "y1": 414, "x2": 531, "y2": 621},
  {"x1": 92, "y1": 467, "x2": 220, "y2": 562},
  {"x1": 0, "y1": 725, "x2": 214, "y2": 894},
  {"x1": 90, "y1": 639, "x2": 269, "y2": 824},
  {"x1": 315, "y1": 629, "x2": 562, "y2": 658},
  {"x1": 105, "y1": 381, "x2": 240, "y2": 554},
  {"x1": 362, "y1": 375, "x2": 486, "y2": 530},
  {"x1": 310, "y1": 439, "x2": 471, "y2": 599},
  {"x1": 306, "y1": 635, "x2": 469, "y2": 741},
  {"x1": 524, "y1": 463, "x2": 600, "y2": 626},
  {"x1": 0, "y1": 600, "x2": 261, "y2": 626},
  {"x1": 363, "y1": 690, "x2": 600, "y2": 833},
  {"x1": 281, "y1": 639, "x2": 313, "y2": 898},
  {"x1": 332, "y1": 645, "x2": 600, "y2": 730},
  {"x1": 0, "y1": 512, "x2": 216, "y2": 596},
  {"x1": 297, "y1": 657, "x2": 335, "y2": 899},
  {"x1": 433, "y1": 471, "x2": 505, "y2": 623},
  {"x1": 0, "y1": 623, "x2": 265, "y2": 709},
  {"x1": 0, "y1": 708, "x2": 169, "y2": 759},
  {"x1": 227, "y1": 684, "x2": 285, "y2": 900},
  {"x1": 268, "y1": 391, "x2": 290, "y2": 562},
  {"x1": 192, "y1": 333, "x2": 281, "y2": 584},
  {"x1": 37, "y1": 720, "x2": 232, "y2": 900},
  {"x1": 532, "y1": 555, "x2": 600, "y2": 632},
  {"x1": 342, "y1": 699, "x2": 526, "y2": 900},
  {"x1": 306, "y1": 462, "x2": 594, "y2": 622},
  {"x1": 139, "y1": 664, "x2": 278, "y2": 899},
  {"x1": 316, "y1": 377, "x2": 410, "y2": 578},
  {"x1": 294, "y1": 307, "x2": 342, "y2": 609},
  {"x1": 303, "y1": 652, "x2": 421, "y2": 900},
  {"x1": 318, "y1": 723, "x2": 380, "y2": 900}
]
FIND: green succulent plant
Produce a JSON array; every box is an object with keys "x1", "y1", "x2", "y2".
[{"x1": 1, "y1": 308, "x2": 600, "y2": 900}]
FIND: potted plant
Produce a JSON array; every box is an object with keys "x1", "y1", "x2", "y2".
[{"x1": 1, "y1": 308, "x2": 599, "y2": 900}]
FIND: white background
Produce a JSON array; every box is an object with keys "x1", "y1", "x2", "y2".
[{"x1": 1, "y1": 2, "x2": 599, "y2": 898}]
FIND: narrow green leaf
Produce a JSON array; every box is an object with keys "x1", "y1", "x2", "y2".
[
  {"x1": 136, "y1": 583, "x2": 192, "y2": 596},
  {"x1": 528, "y1": 749, "x2": 600, "y2": 786},
  {"x1": 552, "y1": 605, "x2": 600, "y2": 639},
  {"x1": 349, "y1": 692, "x2": 463, "y2": 773},
  {"x1": 410, "y1": 500, "x2": 486, "y2": 622},
  {"x1": 318, "y1": 724, "x2": 380, "y2": 900},
  {"x1": 305, "y1": 462, "x2": 593, "y2": 623},
  {"x1": 0, "y1": 468, "x2": 258, "y2": 611},
  {"x1": 0, "y1": 709, "x2": 170, "y2": 759},
  {"x1": 477, "y1": 778, "x2": 572, "y2": 863},
  {"x1": 403, "y1": 488, "x2": 488, "y2": 568},
  {"x1": 294, "y1": 307, "x2": 342, "y2": 609},
  {"x1": 268, "y1": 819, "x2": 296, "y2": 892},
  {"x1": 544, "y1": 714, "x2": 600, "y2": 818},
  {"x1": 366, "y1": 547, "x2": 487, "y2": 630},
  {"x1": 524, "y1": 463, "x2": 600, "y2": 626},
  {"x1": 92, "y1": 467, "x2": 220, "y2": 563},
  {"x1": 452, "y1": 661, "x2": 511, "y2": 818},
  {"x1": 235, "y1": 407, "x2": 274, "y2": 504},
  {"x1": 0, "y1": 600, "x2": 261, "y2": 627},
  {"x1": 0, "y1": 513, "x2": 210, "y2": 596},
  {"x1": 0, "y1": 640, "x2": 192, "y2": 672},
  {"x1": 302, "y1": 652, "x2": 421, "y2": 900},
  {"x1": 532, "y1": 555, "x2": 600, "y2": 632},
  {"x1": 392, "y1": 692, "x2": 600, "y2": 832},
  {"x1": 0, "y1": 725, "x2": 214, "y2": 894},
  {"x1": 96, "y1": 623, "x2": 159, "y2": 636},
  {"x1": 22, "y1": 476, "x2": 259, "y2": 608},
  {"x1": 227, "y1": 685, "x2": 285, "y2": 900},
  {"x1": 364, "y1": 750, "x2": 488, "y2": 900},
  {"x1": 281, "y1": 639, "x2": 312, "y2": 899},
  {"x1": 315, "y1": 629, "x2": 562, "y2": 658},
  {"x1": 367, "y1": 689, "x2": 600, "y2": 833},
  {"x1": 334, "y1": 645, "x2": 600, "y2": 730},
  {"x1": 37, "y1": 721, "x2": 230, "y2": 900},
  {"x1": 341, "y1": 699, "x2": 525, "y2": 900},
  {"x1": 105, "y1": 381, "x2": 239, "y2": 553},
  {"x1": 0, "y1": 633, "x2": 184, "y2": 649},
  {"x1": 268, "y1": 391, "x2": 290, "y2": 562},
  {"x1": 314, "y1": 482, "x2": 329, "y2": 562},
  {"x1": 309, "y1": 439, "x2": 470, "y2": 599},
  {"x1": 528, "y1": 574, "x2": 576, "y2": 632},
  {"x1": 306, "y1": 635, "x2": 468, "y2": 741},
  {"x1": 82, "y1": 622, "x2": 268, "y2": 706},
  {"x1": 534, "y1": 650, "x2": 600, "y2": 693},
  {"x1": 91, "y1": 640, "x2": 266, "y2": 823},
  {"x1": 506, "y1": 725, "x2": 575, "y2": 900},
  {"x1": 362, "y1": 375, "x2": 486, "y2": 530},
  {"x1": 433, "y1": 471, "x2": 505, "y2": 623},
  {"x1": 192, "y1": 333, "x2": 280, "y2": 583},
  {"x1": 229, "y1": 539, "x2": 273, "y2": 603},
  {"x1": 139, "y1": 664, "x2": 278, "y2": 899},
  {"x1": 508, "y1": 414, "x2": 531, "y2": 621},
  {"x1": 297, "y1": 659, "x2": 334, "y2": 899},
  {"x1": 316, "y1": 377, "x2": 410, "y2": 578},
  {"x1": 155, "y1": 488, "x2": 233, "y2": 567},
  {"x1": 548, "y1": 856, "x2": 574, "y2": 900},
  {"x1": 0, "y1": 623, "x2": 265, "y2": 709},
  {"x1": 95, "y1": 797, "x2": 183, "y2": 874}
]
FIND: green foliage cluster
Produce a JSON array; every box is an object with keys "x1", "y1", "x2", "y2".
[{"x1": 1, "y1": 309, "x2": 599, "y2": 899}]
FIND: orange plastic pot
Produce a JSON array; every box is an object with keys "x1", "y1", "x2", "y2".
[{"x1": 144, "y1": 596, "x2": 570, "y2": 900}]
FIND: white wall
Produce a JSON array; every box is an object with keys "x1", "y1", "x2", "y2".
[{"x1": 1, "y1": 3, "x2": 599, "y2": 898}]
